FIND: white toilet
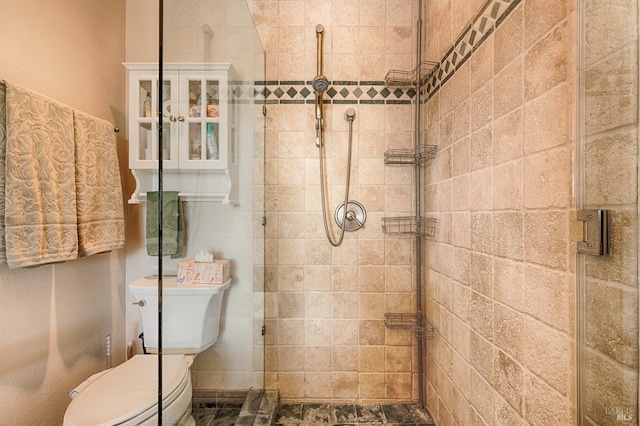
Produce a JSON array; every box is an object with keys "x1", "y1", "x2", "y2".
[{"x1": 63, "y1": 276, "x2": 231, "y2": 426}]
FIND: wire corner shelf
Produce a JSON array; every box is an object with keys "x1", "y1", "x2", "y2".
[
  {"x1": 384, "y1": 61, "x2": 439, "y2": 87},
  {"x1": 382, "y1": 216, "x2": 437, "y2": 237},
  {"x1": 384, "y1": 144, "x2": 438, "y2": 165},
  {"x1": 384, "y1": 313, "x2": 434, "y2": 340}
]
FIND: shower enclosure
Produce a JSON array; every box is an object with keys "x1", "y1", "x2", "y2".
[
  {"x1": 577, "y1": 0, "x2": 639, "y2": 423},
  {"x1": 124, "y1": 0, "x2": 265, "y2": 407}
]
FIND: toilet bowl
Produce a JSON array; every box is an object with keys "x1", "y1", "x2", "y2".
[
  {"x1": 63, "y1": 276, "x2": 231, "y2": 425},
  {"x1": 63, "y1": 355, "x2": 194, "y2": 426}
]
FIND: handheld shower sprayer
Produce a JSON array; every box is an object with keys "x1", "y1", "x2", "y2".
[{"x1": 312, "y1": 25, "x2": 365, "y2": 246}]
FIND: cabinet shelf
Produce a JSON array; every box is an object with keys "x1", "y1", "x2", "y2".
[
  {"x1": 384, "y1": 145, "x2": 437, "y2": 165},
  {"x1": 384, "y1": 61, "x2": 439, "y2": 87},
  {"x1": 127, "y1": 168, "x2": 237, "y2": 205},
  {"x1": 382, "y1": 216, "x2": 436, "y2": 237},
  {"x1": 384, "y1": 313, "x2": 434, "y2": 340}
]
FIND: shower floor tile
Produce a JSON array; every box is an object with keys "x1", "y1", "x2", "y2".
[
  {"x1": 275, "y1": 403, "x2": 434, "y2": 425},
  {"x1": 193, "y1": 402, "x2": 243, "y2": 426},
  {"x1": 193, "y1": 401, "x2": 434, "y2": 425}
]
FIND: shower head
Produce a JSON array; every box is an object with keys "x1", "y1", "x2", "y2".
[{"x1": 313, "y1": 75, "x2": 330, "y2": 93}]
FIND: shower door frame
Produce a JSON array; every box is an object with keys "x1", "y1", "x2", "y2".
[{"x1": 576, "y1": 0, "x2": 640, "y2": 424}]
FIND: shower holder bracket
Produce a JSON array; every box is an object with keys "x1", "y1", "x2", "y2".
[{"x1": 577, "y1": 209, "x2": 610, "y2": 256}]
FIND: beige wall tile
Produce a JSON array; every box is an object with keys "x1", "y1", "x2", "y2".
[
  {"x1": 279, "y1": 292, "x2": 305, "y2": 317},
  {"x1": 359, "y1": 373, "x2": 386, "y2": 399},
  {"x1": 494, "y1": 58, "x2": 523, "y2": 118},
  {"x1": 471, "y1": 212, "x2": 493, "y2": 255},
  {"x1": 306, "y1": 292, "x2": 332, "y2": 318},
  {"x1": 278, "y1": 346, "x2": 305, "y2": 371},
  {"x1": 524, "y1": 318, "x2": 571, "y2": 396},
  {"x1": 585, "y1": 278, "x2": 638, "y2": 367},
  {"x1": 470, "y1": 81, "x2": 493, "y2": 132},
  {"x1": 585, "y1": 129, "x2": 638, "y2": 206},
  {"x1": 583, "y1": 350, "x2": 639, "y2": 423},
  {"x1": 524, "y1": 0, "x2": 567, "y2": 48},
  {"x1": 493, "y1": 109, "x2": 523, "y2": 165},
  {"x1": 279, "y1": 372, "x2": 306, "y2": 398},
  {"x1": 523, "y1": 83, "x2": 570, "y2": 155},
  {"x1": 493, "y1": 160, "x2": 523, "y2": 210},
  {"x1": 452, "y1": 62, "x2": 471, "y2": 106},
  {"x1": 470, "y1": 252, "x2": 492, "y2": 297},
  {"x1": 585, "y1": 0, "x2": 639, "y2": 65},
  {"x1": 452, "y1": 100, "x2": 471, "y2": 143},
  {"x1": 470, "y1": 167, "x2": 493, "y2": 211},
  {"x1": 306, "y1": 319, "x2": 333, "y2": 345},
  {"x1": 524, "y1": 21, "x2": 569, "y2": 101},
  {"x1": 333, "y1": 319, "x2": 360, "y2": 345},
  {"x1": 524, "y1": 374, "x2": 572, "y2": 425},
  {"x1": 470, "y1": 291, "x2": 494, "y2": 341},
  {"x1": 333, "y1": 372, "x2": 360, "y2": 399},
  {"x1": 523, "y1": 148, "x2": 571, "y2": 209},
  {"x1": 359, "y1": 319, "x2": 385, "y2": 345},
  {"x1": 470, "y1": 35, "x2": 494, "y2": 93},
  {"x1": 279, "y1": 319, "x2": 305, "y2": 345},
  {"x1": 493, "y1": 258, "x2": 524, "y2": 312},
  {"x1": 302, "y1": 346, "x2": 331, "y2": 373},
  {"x1": 385, "y1": 372, "x2": 412, "y2": 399},
  {"x1": 493, "y1": 212, "x2": 523, "y2": 260},
  {"x1": 494, "y1": 350, "x2": 523, "y2": 415},
  {"x1": 468, "y1": 368, "x2": 495, "y2": 422},
  {"x1": 305, "y1": 371, "x2": 333, "y2": 398},
  {"x1": 524, "y1": 265, "x2": 572, "y2": 332},
  {"x1": 494, "y1": 305, "x2": 524, "y2": 362},
  {"x1": 494, "y1": 4, "x2": 523, "y2": 73},
  {"x1": 523, "y1": 212, "x2": 568, "y2": 270}
]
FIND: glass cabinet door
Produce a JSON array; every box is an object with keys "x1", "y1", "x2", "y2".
[
  {"x1": 129, "y1": 73, "x2": 178, "y2": 169},
  {"x1": 178, "y1": 73, "x2": 228, "y2": 170}
]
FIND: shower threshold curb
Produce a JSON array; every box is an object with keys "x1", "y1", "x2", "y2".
[{"x1": 235, "y1": 389, "x2": 279, "y2": 426}]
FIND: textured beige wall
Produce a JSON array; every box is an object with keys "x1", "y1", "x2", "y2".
[
  {"x1": 0, "y1": 1, "x2": 127, "y2": 424},
  {"x1": 250, "y1": 0, "x2": 423, "y2": 403},
  {"x1": 424, "y1": 0, "x2": 579, "y2": 423}
]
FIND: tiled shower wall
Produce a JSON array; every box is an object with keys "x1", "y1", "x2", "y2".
[
  {"x1": 424, "y1": 0, "x2": 579, "y2": 424},
  {"x1": 250, "y1": 0, "x2": 425, "y2": 402}
]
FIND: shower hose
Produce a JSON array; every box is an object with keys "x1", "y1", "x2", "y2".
[{"x1": 317, "y1": 108, "x2": 356, "y2": 247}]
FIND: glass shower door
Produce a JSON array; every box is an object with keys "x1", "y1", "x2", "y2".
[{"x1": 577, "y1": 0, "x2": 639, "y2": 424}]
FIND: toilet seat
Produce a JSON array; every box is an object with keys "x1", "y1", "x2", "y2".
[{"x1": 63, "y1": 355, "x2": 190, "y2": 426}]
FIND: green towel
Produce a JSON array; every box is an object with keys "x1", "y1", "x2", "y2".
[{"x1": 146, "y1": 191, "x2": 184, "y2": 258}]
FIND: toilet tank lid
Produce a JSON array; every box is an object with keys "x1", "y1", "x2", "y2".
[
  {"x1": 128, "y1": 276, "x2": 231, "y2": 294},
  {"x1": 63, "y1": 355, "x2": 189, "y2": 425}
]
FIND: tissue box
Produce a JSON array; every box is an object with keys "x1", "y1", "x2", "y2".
[{"x1": 177, "y1": 259, "x2": 230, "y2": 284}]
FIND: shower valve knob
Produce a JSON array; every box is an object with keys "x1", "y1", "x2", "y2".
[{"x1": 132, "y1": 300, "x2": 146, "y2": 307}]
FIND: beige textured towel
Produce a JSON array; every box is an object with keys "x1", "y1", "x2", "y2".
[
  {"x1": 74, "y1": 110, "x2": 125, "y2": 257},
  {"x1": 4, "y1": 81, "x2": 78, "y2": 268}
]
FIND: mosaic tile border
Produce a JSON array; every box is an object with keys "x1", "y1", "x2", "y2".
[
  {"x1": 424, "y1": 0, "x2": 522, "y2": 98},
  {"x1": 244, "y1": 0, "x2": 521, "y2": 106},
  {"x1": 253, "y1": 80, "x2": 416, "y2": 105}
]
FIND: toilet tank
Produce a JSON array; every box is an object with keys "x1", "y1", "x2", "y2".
[{"x1": 129, "y1": 276, "x2": 231, "y2": 354}]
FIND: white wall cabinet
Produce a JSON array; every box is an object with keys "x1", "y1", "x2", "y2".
[{"x1": 125, "y1": 63, "x2": 239, "y2": 204}]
